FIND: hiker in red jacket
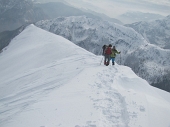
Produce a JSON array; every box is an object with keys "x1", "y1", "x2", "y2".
[{"x1": 104, "y1": 44, "x2": 112, "y2": 66}]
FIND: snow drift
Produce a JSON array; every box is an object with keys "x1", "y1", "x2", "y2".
[{"x1": 0, "y1": 24, "x2": 170, "y2": 127}]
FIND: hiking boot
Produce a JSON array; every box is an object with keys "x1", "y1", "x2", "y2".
[{"x1": 106, "y1": 62, "x2": 109, "y2": 66}]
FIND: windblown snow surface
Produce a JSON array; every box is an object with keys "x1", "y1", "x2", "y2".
[{"x1": 0, "y1": 24, "x2": 170, "y2": 127}]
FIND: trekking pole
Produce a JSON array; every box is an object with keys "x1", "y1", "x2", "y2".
[
  {"x1": 100, "y1": 57, "x2": 103, "y2": 65},
  {"x1": 120, "y1": 53, "x2": 121, "y2": 65}
]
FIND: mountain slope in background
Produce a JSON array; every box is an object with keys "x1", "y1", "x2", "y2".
[
  {"x1": 78, "y1": 8, "x2": 123, "y2": 25},
  {"x1": 125, "y1": 15, "x2": 170, "y2": 49},
  {"x1": 35, "y1": 2, "x2": 99, "y2": 20},
  {"x1": 35, "y1": 16, "x2": 170, "y2": 92},
  {"x1": 117, "y1": 11, "x2": 165, "y2": 24},
  {"x1": 35, "y1": 2, "x2": 122, "y2": 25},
  {"x1": 0, "y1": 24, "x2": 170, "y2": 127},
  {"x1": 0, "y1": 0, "x2": 122, "y2": 32},
  {"x1": 0, "y1": 0, "x2": 47, "y2": 32}
]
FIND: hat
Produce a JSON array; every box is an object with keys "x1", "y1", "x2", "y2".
[{"x1": 109, "y1": 44, "x2": 112, "y2": 47}]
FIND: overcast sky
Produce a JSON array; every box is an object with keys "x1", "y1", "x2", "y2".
[{"x1": 36, "y1": 0, "x2": 170, "y2": 17}]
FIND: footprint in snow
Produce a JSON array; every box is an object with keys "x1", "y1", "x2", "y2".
[{"x1": 140, "y1": 106, "x2": 145, "y2": 112}]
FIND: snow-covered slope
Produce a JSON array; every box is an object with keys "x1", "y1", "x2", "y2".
[
  {"x1": 0, "y1": 24, "x2": 170, "y2": 127},
  {"x1": 0, "y1": 25, "x2": 26, "y2": 51},
  {"x1": 125, "y1": 15, "x2": 170, "y2": 49},
  {"x1": 35, "y1": 16, "x2": 170, "y2": 92}
]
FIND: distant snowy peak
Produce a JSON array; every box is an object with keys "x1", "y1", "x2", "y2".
[
  {"x1": 36, "y1": 16, "x2": 146, "y2": 54},
  {"x1": 125, "y1": 14, "x2": 170, "y2": 49},
  {"x1": 117, "y1": 11, "x2": 164, "y2": 24}
]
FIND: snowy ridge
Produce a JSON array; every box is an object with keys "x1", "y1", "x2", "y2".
[
  {"x1": 125, "y1": 15, "x2": 170, "y2": 49},
  {"x1": 0, "y1": 24, "x2": 170, "y2": 127},
  {"x1": 35, "y1": 16, "x2": 170, "y2": 88}
]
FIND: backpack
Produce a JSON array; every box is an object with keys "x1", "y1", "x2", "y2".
[
  {"x1": 102, "y1": 45, "x2": 107, "y2": 55},
  {"x1": 105, "y1": 47, "x2": 111, "y2": 55}
]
